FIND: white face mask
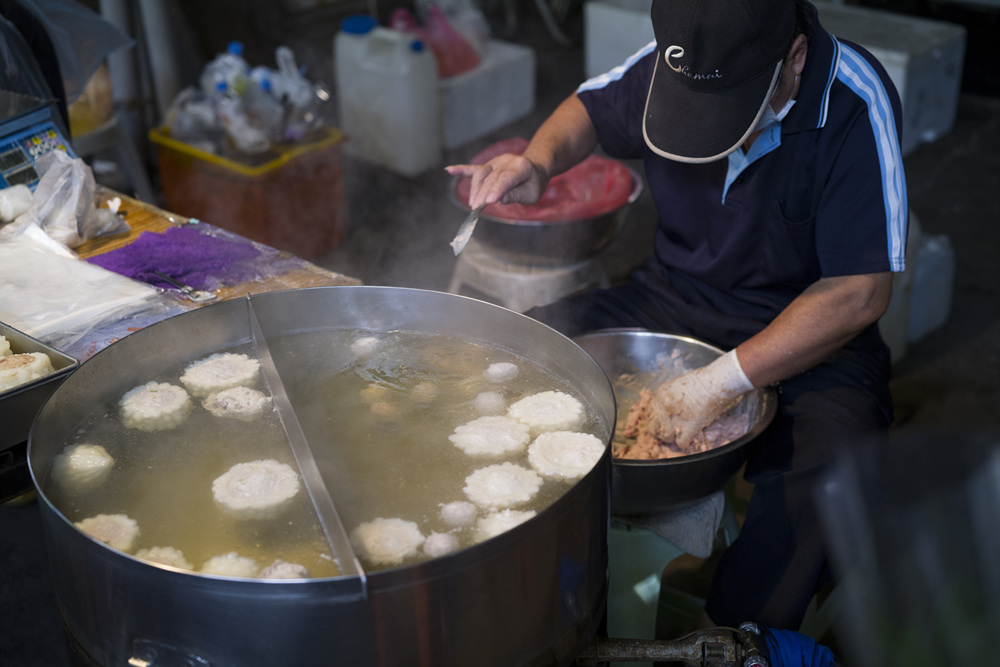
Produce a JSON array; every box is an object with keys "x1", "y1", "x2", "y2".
[{"x1": 751, "y1": 75, "x2": 798, "y2": 134}]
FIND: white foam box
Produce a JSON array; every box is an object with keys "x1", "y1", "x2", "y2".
[
  {"x1": 439, "y1": 40, "x2": 536, "y2": 149},
  {"x1": 907, "y1": 233, "x2": 955, "y2": 342},
  {"x1": 814, "y1": 2, "x2": 966, "y2": 156},
  {"x1": 584, "y1": 0, "x2": 653, "y2": 79}
]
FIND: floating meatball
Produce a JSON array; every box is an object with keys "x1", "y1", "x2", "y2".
[
  {"x1": 474, "y1": 509, "x2": 537, "y2": 543},
  {"x1": 259, "y1": 559, "x2": 310, "y2": 579},
  {"x1": 484, "y1": 362, "x2": 519, "y2": 383},
  {"x1": 136, "y1": 546, "x2": 193, "y2": 571},
  {"x1": 508, "y1": 391, "x2": 585, "y2": 437},
  {"x1": 119, "y1": 381, "x2": 192, "y2": 431},
  {"x1": 473, "y1": 391, "x2": 506, "y2": 416},
  {"x1": 180, "y1": 353, "x2": 260, "y2": 398},
  {"x1": 463, "y1": 462, "x2": 542, "y2": 509},
  {"x1": 200, "y1": 552, "x2": 260, "y2": 578},
  {"x1": 369, "y1": 400, "x2": 401, "y2": 421},
  {"x1": 75, "y1": 513, "x2": 140, "y2": 553},
  {"x1": 423, "y1": 532, "x2": 460, "y2": 558},
  {"x1": 50, "y1": 444, "x2": 115, "y2": 495},
  {"x1": 212, "y1": 459, "x2": 301, "y2": 520},
  {"x1": 411, "y1": 381, "x2": 440, "y2": 404},
  {"x1": 528, "y1": 431, "x2": 606, "y2": 480},
  {"x1": 360, "y1": 382, "x2": 392, "y2": 405},
  {"x1": 448, "y1": 415, "x2": 531, "y2": 457},
  {"x1": 439, "y1": 500, "x2": 477, "y2": 528},
  {"x1": 351, "y1": 517, "x2": 425, "y2": 566},
  {"x1": 202, "y1": 386, "x2": 272, "y2": 421}
]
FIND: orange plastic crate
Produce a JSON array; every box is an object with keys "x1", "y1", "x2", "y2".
[{"x1": 150, "y1": 126, "x2": 344, "y2": 259}]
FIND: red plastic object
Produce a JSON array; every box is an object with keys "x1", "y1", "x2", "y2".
[
  {"x1": 389, "y1": 6, "x2": 480, "y2": 79},
  {"x1": 454, "y1": 137, "x2": 635, "y2": 223}
]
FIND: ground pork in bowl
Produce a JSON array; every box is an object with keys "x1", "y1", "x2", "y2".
[{"x1": 574, "y1": 329, "x2": 777, "y2": 515}]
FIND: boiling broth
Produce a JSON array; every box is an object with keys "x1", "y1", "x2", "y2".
[
  {"x1": 45, "y1": 330, "x2": 609, "y2": 577},
  {"x1": 272, "y1": 330, "x2": 608, "y2": 558}
]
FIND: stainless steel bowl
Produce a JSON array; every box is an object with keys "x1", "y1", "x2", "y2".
[
  {"x1": 573, "y1": 329, "x2": 777, "y2": 516},
  {"x1": 448, "y1": 169, "x2": 644, "y2": 266}
]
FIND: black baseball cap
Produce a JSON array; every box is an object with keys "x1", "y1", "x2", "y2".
[{"x1": 643, "y1": 0, "x2": 796, "y2": 163}]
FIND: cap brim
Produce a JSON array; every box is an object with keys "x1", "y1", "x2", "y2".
[{"x1": 643, "y1": 57, "x2": 782, "y2": 163}]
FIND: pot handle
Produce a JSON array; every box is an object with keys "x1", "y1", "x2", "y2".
[{"x1": 129, "y1": 638, "x2": 211, "y2": 667}]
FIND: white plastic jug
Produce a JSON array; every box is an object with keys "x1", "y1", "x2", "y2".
[{"x1": 335, "y1": 19, "x2": 441, "y2": 177}]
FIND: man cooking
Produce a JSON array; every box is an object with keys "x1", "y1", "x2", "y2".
[{"x1": 446, "y1": 0, "x2": 907, "y2": 632}]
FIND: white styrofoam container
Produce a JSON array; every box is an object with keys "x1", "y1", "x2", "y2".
[
  {"x1": 907, "y1": 233, "x2": 955, "y2": 342},
  {"x1": 814, "y1": 2, "x2": 967, "y2": 156},
  {"x1": 584, "y1": 0, "x2": 653, "y2": 79},
  {"x1": 439, "y1": 40, "x2": 536, "y2": 149}
]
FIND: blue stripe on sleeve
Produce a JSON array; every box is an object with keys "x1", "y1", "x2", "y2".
[
  {"x1": 817, "y1": 32, "x2": 839, "y2": 129},
  {"x1": 577, "y1": 41, "x2": 656, "y2": 94},
  {"x1": 836, "y1": 44, "x2": 908, "y2": 271}
]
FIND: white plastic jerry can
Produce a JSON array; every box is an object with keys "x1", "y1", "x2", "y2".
[{"x1": 335, "y1": 18, "x2": 441, "y2": 177}]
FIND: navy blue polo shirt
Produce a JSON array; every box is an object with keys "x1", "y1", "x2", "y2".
[{"x1": 576, "y1": 9, "x2": 908, "y2": 337}]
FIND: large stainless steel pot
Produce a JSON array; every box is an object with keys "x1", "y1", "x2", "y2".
[
  {"x1": 574, "y1": 330, "x2": 777, "y2": 516},
  {"x1": 449, "y1": 170, "x2": 644, "y2": 266},
  {"x1": 29, "y1": 287, "x2": 616, "y2": 667}
]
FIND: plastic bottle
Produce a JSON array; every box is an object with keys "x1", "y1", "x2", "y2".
[
  {"x1": 334, "y1": 17, "x2": 441, "y2": 176},
  {"x1": 273, "y1": 46, "x2": 318, "y2": 110},
  {"x1": 270, "y1": 46, "x2": 328, "y2": 141},
  {"x1": 200, "y1": 40, "x2": 250, "y2": 99},
  {"x1": 211, "y1": 80, "x2": 269, "y2": 155},
  {"x1": 241, "y1": 74, "x2": 285, "y2": 143}
]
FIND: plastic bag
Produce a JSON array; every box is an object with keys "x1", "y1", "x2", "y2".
[
  {"x1": 0, "y1": 222, "x2": 168, "y2": 353},
  {"x1": 5, "y1": 150, "x2": 129, "y2": 247},
  {"x1": 0, "y1": 185, "x2": 33, "y2": 223},
  {"x1": 416, "y1": 0, "x2": 490, "y2": 56},
  {"x1": 4, "y1": 0, "x2": 133, "y2": 104},
  {"x1": 389, "y1": 4, "x2": 481, "y2": 78},
  {"x1": 0, "y1": 13, "x2": 53, "y2": 100}
]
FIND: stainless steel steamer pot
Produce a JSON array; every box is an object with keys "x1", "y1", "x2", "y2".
[{"x1": 29, "y1": 287, "x2": 617, "y2": 667}]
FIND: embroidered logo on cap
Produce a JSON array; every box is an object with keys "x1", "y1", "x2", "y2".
[{"x1": 664, "y1": 45, "x2": 723, "y2": 81}]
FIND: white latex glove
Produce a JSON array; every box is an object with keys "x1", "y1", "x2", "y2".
[{"x1": 648, "y1": 349, "x2": 755, "y2": 449}]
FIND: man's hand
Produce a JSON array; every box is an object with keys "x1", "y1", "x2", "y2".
[
  {"x1": 445, "y1": 153, "x2": 548, "y2": 211},
  {"x1": 446, "y1": 93, "x2": 598, "y2": 211},
  {"x1": 648, "y1": 350, "x2": 755, "y2": 449}
]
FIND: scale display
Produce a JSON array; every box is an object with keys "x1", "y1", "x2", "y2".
[{"x1": 0, "y1": 98, "x2": 75, "y2": 191}]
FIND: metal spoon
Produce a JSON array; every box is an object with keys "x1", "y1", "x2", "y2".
[
  {"x1": 151, "y1": 270, "x2": 217, "y2": 303},
  {"x1": 449, "y1": 205, "x2": 485, "y2": 256}
]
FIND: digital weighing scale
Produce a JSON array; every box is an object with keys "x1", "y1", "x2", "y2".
[{"x1": 0, "y1": 90, "x2": 75, "y2": 190}]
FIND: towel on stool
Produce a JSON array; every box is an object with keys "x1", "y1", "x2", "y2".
[
  {"x1": 617, "y1": 491, "x2": 725, "y2": 558},
  {"x1": 87, "y1": 224, "x2": 298, "y2": 291}
]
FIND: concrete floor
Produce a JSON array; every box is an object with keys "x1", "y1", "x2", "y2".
[{"x1": 2, "y1": 4, "x2": 999, "y2": 665}]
